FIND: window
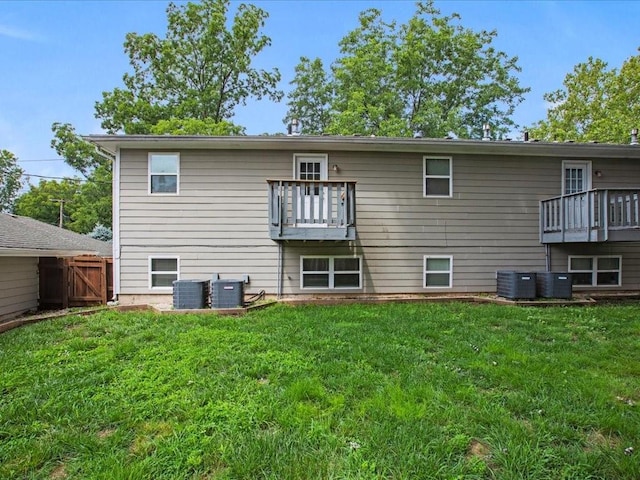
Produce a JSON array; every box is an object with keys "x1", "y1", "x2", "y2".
[
  {"x1": 424, "y1": 256, "x2": 453, "y2": 288},
  {"x1": 569, "y1": 256, "x2": 621, "y2": 286},
  {"x1": 149, "y1": 153, "x2": 179, "y2": 194},
  {"x1": 424, "y1": 156, "x2": 452, "y2": 197},
  {"x1": 149, "y1": 257, "x2": 179, "y2": 288},
  {"x1": 301, "y1": 256, "x2": 362, "y2": 289}
]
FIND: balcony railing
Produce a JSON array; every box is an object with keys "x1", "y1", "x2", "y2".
[
  {"x1": 540, "y1": 189, "x2": 640, "y2": 243},
  {"x1": 267, "y1": 179, "x2": 356, "y2": 241}
]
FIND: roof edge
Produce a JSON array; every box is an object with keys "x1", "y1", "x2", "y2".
[{"x1": 83, "y1": 134, "x2": 640, "y2": 159}]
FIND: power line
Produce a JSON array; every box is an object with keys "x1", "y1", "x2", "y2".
[
  {"x1": 17, "y1": 158, "x2": 67, "y2": 163},
  {"x1": 24, "y1": 173, "x2": 83, "y2": 181}
]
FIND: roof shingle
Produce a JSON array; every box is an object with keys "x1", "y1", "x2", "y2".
[{"x1": 0, "y1": 213, "x2": 112, "y2": 256}]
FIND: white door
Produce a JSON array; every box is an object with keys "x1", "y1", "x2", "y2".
[
  {"x1": 562, "y1": 161, "x2": 592, "y2": 229},
  {"x1": 562, "y1": 161, "x2": 591, "y2": 195},
  {"x1": 294, "y1": 154, "x2": 328, "y2": 225}
]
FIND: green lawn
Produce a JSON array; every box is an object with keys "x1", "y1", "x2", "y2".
[{"x1": 0, "y1": 303, "x2": 638, "y2": 479}]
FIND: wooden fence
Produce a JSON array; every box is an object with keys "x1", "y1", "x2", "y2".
[{"x1": 39, "y1": 256, "x2": 113, "y2": 308}]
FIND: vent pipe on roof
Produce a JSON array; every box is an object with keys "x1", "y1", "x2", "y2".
[
  {"x1": 631, "y1": 128, "x2": 639, "y2": 145},
  {"x1": 482, "y1": 124, "x2": 491, "y2": 141},
  {"x1": 523, "y1": 131, "x2": 529, "y2": 142},
  {"x1": 287, "y1": 118, "x2": 301, "y2": 136}
]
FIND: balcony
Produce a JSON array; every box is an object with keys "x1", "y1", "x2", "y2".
[
  {"x1": 267, "y1": 180, "x2": 356, "y2": 241},
  {"x1": 541, "y1": 189, "x2": 640, "y2": 243}
]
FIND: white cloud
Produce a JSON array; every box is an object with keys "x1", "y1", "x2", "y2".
[{"x1": 0, "y1": 24, "x2": 42, "y2": 42}]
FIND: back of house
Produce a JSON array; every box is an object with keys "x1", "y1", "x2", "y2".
[{"x1": 87, "y1": 134, "x2": 640, "y2": 305}]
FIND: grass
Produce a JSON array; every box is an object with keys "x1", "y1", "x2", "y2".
[{"x1": 0, "y1": 302, "x2": 638, "y2": 479}]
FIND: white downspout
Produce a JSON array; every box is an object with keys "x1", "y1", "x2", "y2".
[{"x1": 112, "y1": 147, "x2": 121, "y2": 299}]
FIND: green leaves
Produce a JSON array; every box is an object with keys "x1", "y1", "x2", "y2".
[
  {"x1": 0, "y1": 150, "x2": 24, "y2": 213},
  {"x1": 149, "y1": 118, "x2": 245, "y2": 135},
  {"x1": 285, "y1": 1, "x2": 528, "y2": 138},
  {"x1": 529, "y1": 51, "x2": 640, "y2": 143},
  {"x1": 51, "y1": 123, "x2": 112, "y2": 177},
  {"x1": 96, "y1": 0, "x2": 282, "y2": 134}
]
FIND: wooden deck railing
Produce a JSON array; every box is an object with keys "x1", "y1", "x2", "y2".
[
  {"x1": 540, "y1": 189, "x2": 640, "y2": 243},
  {"x1": 267, "y1": 180, "x2": 356, "y2": 240}
]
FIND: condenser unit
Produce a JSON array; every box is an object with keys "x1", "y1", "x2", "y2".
[
  {"x1": 536, "y1": 272, "x2": 573, "y2": 299},
  {"x1": 211, "y1": 279, "x2": 244, "y2": 308},
  {"x1": 496, "y1": 271, "x2": 536, "y2": 300},
  {"x1": 173, "y1": 280, "x2": 210, "y2": 309}
]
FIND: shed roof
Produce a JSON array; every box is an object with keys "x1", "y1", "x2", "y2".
[{"x1": 0, "y1": 213, "x2": 112, "y2": 257}]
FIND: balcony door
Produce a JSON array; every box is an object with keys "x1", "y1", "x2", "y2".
[
  {"x1": 294, "y1": 154, "x2": 328, "y2": 226},
  {"x1": 562, "y1": 161, "x2": 592, "y2": 230},
  {"x1": 562, "y1": 161, "x2": 591, "y2": 195}
]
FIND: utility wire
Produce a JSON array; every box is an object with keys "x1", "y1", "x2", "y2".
[{"x1": 17, "y1": 158, "x2": 67, "y2": 163}]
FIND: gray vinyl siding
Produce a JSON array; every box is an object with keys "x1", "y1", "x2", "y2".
[
  {"x1": 118, "y1": 148, "x2": 640, "y2": 296},
  {"x1": 119, "y1": 149, "x2": 280, "y2": 294},
  {"x1": 550, "y1": 243, "x2": 640, "y2": 290},
  {"x1": 0, "y1": 257, "x2": 38, "y2": 319}
]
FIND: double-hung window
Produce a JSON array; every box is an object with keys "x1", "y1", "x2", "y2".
[
  {"x1": 149, "y1": 257, "x2": 179, "y2": 289},
  {"x1": 424, "y1": 156, "x2": 452, "y2": 197},
  {"x1": 149, "y1": 153, "x2": 179, "y2": 194},
  {"x1": 569, "y1": 256, "x2": 621, "y2": 286},
  {"x1": 424, "y1": 256, "x2": 453, "y2": 288},
  {"x1": 301, "y1": 256, "x2": 362, "y2": 289}
]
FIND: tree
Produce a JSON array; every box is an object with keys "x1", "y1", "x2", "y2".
[
  {"x1": 52, "y1": 123, "x2": 112, "y2": 176},
  {"x1": 149, "y1": 118, "x2": 244, "y2": 135},
  {"x1": 89, "y1": 223, "x2": 113, "y2": 242},
  {"x1": 50, "y1": 123, "x2": 113, "y2": 232},
  {"x1": 529, "y1": 52, "x2": 640, "y2": 143},
  {"x1": 285, "y1": 57, "x2": 333, "y2": 135},
  {"x1": 14, "y1": 179, "x2": 80, "y2": 228},
  {"x1": 0, "y1": 150, "x2": 24, "y2": 213},
  {"x1": 285, "y1": 1, "x2": 528, "y2": 138},
  {"x1": 95, "y1": 0, "x2": 282, "y2": 134}
]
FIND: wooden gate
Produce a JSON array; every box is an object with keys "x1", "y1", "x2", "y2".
[{"x1": 39, "y1": 256, "x2": 113, "y2": 308}]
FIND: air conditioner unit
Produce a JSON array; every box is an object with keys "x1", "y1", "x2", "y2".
[
  {"x1": 211, "y1": 279, "x2": 244, "y2": 308},
  {"x1": 536, "y1": 272, "x2": 572, "y2": 299},
  {"x1": 173, "y1": 280, "x2": 210, "y2": 309},
  {"x1": 496, "y1": 271, "x2": 536, "y2": 300}
]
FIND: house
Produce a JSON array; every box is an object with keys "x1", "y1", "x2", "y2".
[
  {"x1": 85, "y1": 133, "x2": 640, "y2": 305},
  {"x1": 0, "y1": 213, "x2": 112, "y2": 320}
]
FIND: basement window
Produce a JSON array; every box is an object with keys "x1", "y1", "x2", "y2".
[
  {"x1": 301, "y1": 256, "x2": 362, "y2": 289},
  {"x1": 424, "y1": 255, "x2": 453, "y2": 288},
  {"x1": 569, "y1": 256, "x2": 621, "y2": 286},
  {"x1": 149, "y1": 153, "x2": 179, "y2": 194},
  {"x1": 149, "y1": 257, "x2": 179, "y2": 289}
]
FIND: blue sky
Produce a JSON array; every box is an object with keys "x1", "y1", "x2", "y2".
[{"x1": 1, "y1": 0, "x2": 639, "y2": 184}]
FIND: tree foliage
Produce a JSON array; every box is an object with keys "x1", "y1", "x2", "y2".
[
  {"x1": 529, "y1": 52, "x2": 640, "y2": 143},
  {"x1": 89, "y1": 223, "x2": 113, "y2": 242},
  {"x1": 16, "y1": 123, "x2": 113, "y2": 233},
  {"x1": 14, "y1": 168, "x2": 112, "y2": 234},
  {"x1": 95, "y1": 0, "x2": 282, "y2": 134},
  {"x1": 52, "y1": 123, "x2": 112, "y2": 176},
  {"x1": 285, "y1": 1, "x2": 528, "y2": 138},
  {"x1": 285, "y1": 58, "x2": 332, "y2": 135},
  {"x1": 149, "y1": 118, "x2": 244, "y2": 135},
  {"x1": 14, "y1": 179, "x2": 80, "y2": 228},
  {"x1": 0, "y1": 150, "x2": 24, "y2": 213}
]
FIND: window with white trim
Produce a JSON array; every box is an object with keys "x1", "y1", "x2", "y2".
[
  {"x1": 569, "y1": 256, "x2": 621, "y2": 286},
  {"x1": 424, "y1": 156, "x2": 452, "y2": 197},
  {"x1": 424, "y1": 255, "x2": 453, "y2": 288},
  {"x1": 301, "y1": 256, "x2": 362, "y2": 289},
  {"x1": 149, "y1": 257, "x2": 179, "y2": 288},
  {"x1": 149, "y1": 153, "x2": 179, "y2": 194}
]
